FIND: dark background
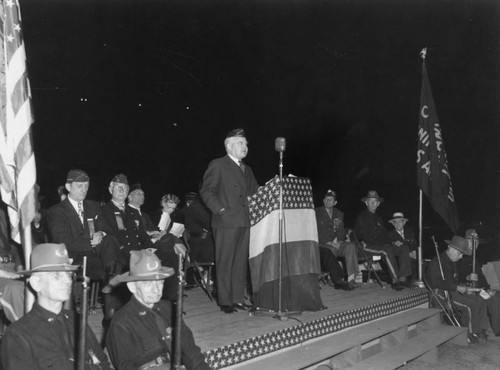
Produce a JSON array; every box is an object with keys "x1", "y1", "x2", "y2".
[{"x1": 21, "y1": 0, "x2": 500, "y2": 238}]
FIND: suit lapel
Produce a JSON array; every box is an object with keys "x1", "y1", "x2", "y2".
[{"x1": 62, "y1": 198, "x2": 84, "y2": 231}]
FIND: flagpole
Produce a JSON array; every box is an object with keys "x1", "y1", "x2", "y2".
[
  {"x1": 22, "y1": 225, "x2": 35, "y2": 312},
  {"x1": 417, "y1": 190, "x2": 424, "y2": 286}
]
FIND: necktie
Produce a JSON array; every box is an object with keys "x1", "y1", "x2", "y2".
[
  {"x1": 238, "y1": 160, "x2": 245, "y2": 173},
  {"x1": 77, "y1": 202, "x2": 84, "y2": 223}
]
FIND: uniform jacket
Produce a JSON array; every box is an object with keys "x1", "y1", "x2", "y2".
[
  {"x1": 100, "y1": 202, "x2": 153, "y2": 260},
  {"x1": 200, "y1": 155, "x2": 259, "y2": 229},
  {"x1": 425, "y1": 251, "x2": 459, "y2": 292},
  {"x1": 106, "y1": 296, "x2": 210, "y2": 370},
  {"x1": 315, "y1": 206, "x2": 347, "y2": 244},
  {"x1": 1, "y1": 303, "x2": 112, "y2": 370},
  {"x1": 354, "y1": 209, "x2": 390, "y2": 245}
]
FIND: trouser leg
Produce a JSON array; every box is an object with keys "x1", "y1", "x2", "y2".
[{"x1": 339, "y1": 242, "x2": 359, "y2": 280}]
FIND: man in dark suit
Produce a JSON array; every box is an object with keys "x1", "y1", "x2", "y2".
[
  {"x1": 46, "y1": 169, "x2": 122, "y2": 326},
  {"x1": 387, "y1": 212, "x2": 418, "y2": 280},
  {"x1": 46, "y1": 169, "x2": 121, "y2": 280},
  {"x1": 200, "y1": 128, "x2": 259, "y2": 313}
]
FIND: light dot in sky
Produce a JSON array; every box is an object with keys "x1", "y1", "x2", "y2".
[
  {"x1": 186, "y1": 106, "x2": 190, "y2": 110},
  {"x1": 138, "y1": 103, "x2": 142, "y2": 107},
  {"x1": 173, "y1": 123, "x2": 178, "y2": 126}
]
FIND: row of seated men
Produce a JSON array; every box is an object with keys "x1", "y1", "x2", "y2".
[{"x1": 315, "y1": 189, "x2": 416, "y2": 291}]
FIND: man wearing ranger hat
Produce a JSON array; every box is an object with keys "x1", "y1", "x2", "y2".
[
  {"x1": 355, "y1": 191, "x2": 412, "y2": 290},
  {"x1": 106, "y1": 249, "x2": 210, "y2": 370},
  {"x1": 425, "y1": 235, "x2": 490, "y2": 343},
  {"x1": 1, "y1": 243, "x2": 112, "y2": 369},
  {"x1": 200, "y1": 129, "x2": 259, "y2": 313}
]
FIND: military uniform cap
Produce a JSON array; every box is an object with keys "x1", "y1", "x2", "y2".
[
  {"x1": 112, "y1": 173, "x2": 129, "y2": 185},
  {"x1": 66, "y1": 169, "x2": 89, "y2": 183},
  {"x1": 226, "y1": 128, "x2": 246, "y2": 138}
]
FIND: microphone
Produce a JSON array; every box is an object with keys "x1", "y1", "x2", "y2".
[{"x1": 275, "y1": 137, "x2": 286, "y2": 152}]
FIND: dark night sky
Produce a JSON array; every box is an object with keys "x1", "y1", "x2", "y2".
[{"x1": 20, "y1": 0, "x2": 500, "y2": 233}]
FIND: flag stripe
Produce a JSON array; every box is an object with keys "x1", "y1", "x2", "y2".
[
  {"x1": 0, "y1": 0, "x2": 37, "y2": 243},
  {"x1": 249, "y1": 208, "x2": 318, "y2": 258}
]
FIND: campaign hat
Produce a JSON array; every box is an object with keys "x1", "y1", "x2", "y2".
[
  {"x1": 21, "y1": 243, "x2": 78, "y2": 275},
  {"x1": 445, "y1": 235, "x2": 471, "y2": 256},
  {"x1": 111, "y1": 249, "x2": 174, "y2": 284},
  {"x1": 361, "y1": 190, "x2": 384, "y2": 203},
  {"x1": 66, "y1": 169, "x2": 89, "y2": 184},
  {"x1": 324, "y1": 189, "x2": 337, "y2": 199}
]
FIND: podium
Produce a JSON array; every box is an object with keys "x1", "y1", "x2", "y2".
[{"x1": 248, "y1": 176, "x2": 324, "y2": 312}]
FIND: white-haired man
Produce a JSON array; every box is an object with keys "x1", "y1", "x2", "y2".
[
  {"x1": 200, "y1": 128, "x2": 259, "y2": 313},
  {"x1": 106, "y1": 249, "x2": 210, "y2": 370}
]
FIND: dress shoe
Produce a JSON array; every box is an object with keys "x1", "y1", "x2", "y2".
[
  {"x1": 220, "y1": 305, "x2": 237, "y2": 314},
  {"x1": 346, "y1": 280, "x2": 361, "y2": 290},
  {"x1": 233, "y1": 302, "x2": 252, "y2": 311},
  {"x1": 391, "y1": 282, "x2": 404, "y2": 291},
  {"x1": 334, "y1": 281, "x2": 354, "y2": 291}
]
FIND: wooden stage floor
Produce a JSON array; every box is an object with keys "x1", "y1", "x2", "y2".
[{"x1": 89, "y1": 282, "x2": 429, "y2": 369}]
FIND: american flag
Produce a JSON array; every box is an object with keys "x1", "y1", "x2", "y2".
[
  {"x1": 0, "y1": 0, "x2": 36, "y2": 243},
  {"x1": 249, "y1": 176, "x2": 320, "y2": 294}
]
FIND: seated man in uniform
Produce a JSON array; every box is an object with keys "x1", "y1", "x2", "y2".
[
  {"x1": 315, "y1": 190, "x2": 359, "y2": 290},
  {"x1": 1, "y1": 243, "x2": 112, "y2": 369},
  {"x1": 106, "y1": 249, "x2": 210, "y2": 370},
  {"x1": 425, "y1": 235, "x2": 489, "y2": 343},
  {"x1": 355, "y1": 190, "x2": 412, "y2": 290}
]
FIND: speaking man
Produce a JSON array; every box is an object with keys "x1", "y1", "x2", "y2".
[{"x1": 200, "y1": 129, "x2": 259, "y2": 313}]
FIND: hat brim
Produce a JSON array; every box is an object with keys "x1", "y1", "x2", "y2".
[
  {"x1": 19, "y1": 264, "x2": 79, "y2": 275},
  {"x1": 445, "y1": 240, "x2": 472, "y2": 256},
  {"x1": 361, "y1": 196, "x2": 384, "y2": 203},
  {"x1": 389, "y1": 217, "x2": 408, "y2": 223},
  {"x1": 111, "y1": 266, "x2": 174, "y2": 284}
]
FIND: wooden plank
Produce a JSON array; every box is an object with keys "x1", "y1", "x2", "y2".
[
  {"x1": 234, "y1": 308, "x2": 441, "y2": 370},
  {"x1": 347, "y1": 326, "x2": 467, "y2": 370}
]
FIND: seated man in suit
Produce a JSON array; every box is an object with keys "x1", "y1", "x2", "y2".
[
  {"x1": 355, "y1": 190, "x2": 412, "y2": 290},
  {"x1": 387, "y1": 212, "x2": 418, "y2": 281},
  {"x1": 315, "y1": 190, "x2": 359, "y2": 290},
  {"x1": 46, "y1": 170, "x2": 122, "y2": 324}
]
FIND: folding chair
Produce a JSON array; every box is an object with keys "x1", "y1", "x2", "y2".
[
  {"x1": 182, "y1": 233, "x2": 215, "y2": 302},
  {"x1": 349, "y1": 229, "x2": 385, "y2": 288}
]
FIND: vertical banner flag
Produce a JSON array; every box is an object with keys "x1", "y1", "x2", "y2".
[
  {"x1": 416, "y1": 53, "x2": 459, "y2": 233},
  {"x1": 0, "y1": 0, "x2": 36, "y2": 242}
]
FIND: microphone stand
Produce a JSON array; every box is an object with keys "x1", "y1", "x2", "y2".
[{"x1": 253, "y1": 145, "x2": 301, "y2": 321}]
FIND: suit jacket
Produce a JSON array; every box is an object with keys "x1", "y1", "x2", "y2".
[
  {"x1": 46, "y1": 198, "x2": 107, "y2": 258},
  {"x1": 200, "y1": 155, "x2": 259, "y2": 229},
  {"x1": 388, "y1": 227, "x2": 418, "y2": 251},
  {"x1": 354, "y1": 209, "x2": 390, "y2": 245},
  {"x1": 315, "y1": 206, "x2": 347, "y2": 244}
]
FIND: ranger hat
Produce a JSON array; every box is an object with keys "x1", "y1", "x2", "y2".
[
  {"x1": 445, "y1": 235, "x2": 472, "y2": 256},
  {"x1": 361, "y1": 190, "x2": 384, "y2": 203},
  {"x1": 66, "y1": 169, "x2": 89, "y2": 184},
  {"x1": 21, "y1": 243, "x2": 78, "y2": 275},
  {"x1": 111, "y1": 249, "x2": 174, "y2": 284},
  {"x1": 324, "y1": 189, "x2": 337, "y2": 198}
]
